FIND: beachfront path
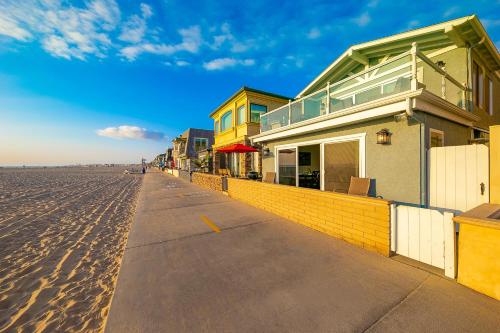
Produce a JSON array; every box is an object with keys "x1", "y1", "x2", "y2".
[{"x1": 105, "y1": 171, "x2": 500, "y2": 333}]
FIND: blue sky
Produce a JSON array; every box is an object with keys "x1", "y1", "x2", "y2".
[{"x1": 0, "y1": 0, "x2": 499, "y2": 165}]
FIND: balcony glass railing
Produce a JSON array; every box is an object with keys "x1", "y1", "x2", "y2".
[{"x1": 260, "y1": 46, "x2": 466, "y2": 133}]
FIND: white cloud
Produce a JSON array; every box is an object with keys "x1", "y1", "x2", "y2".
[
  {"x1": 96, "y1": 125, "x2": 166, "y2": 141},
  {"x1": 306, "y1": 28, "x2": 321, "y2": 40},
  {"x1": 0, "y1": 14, "x2": 32, "y2": 41},
  {"x1": 119, "y1": 3, "x2": 153, "y2": 44},
  {"x1": 0, "y1": 0, "x2": 120, "y2": 59},
  {"x1": 203, "y1": 57, "x2": 255, "y2": 71},
  {"x1": 119, "y1": 25, "x2": 202, "y2": 61},
  {"x1": 406, "y1": 20, "x2": 420, "y2": 30},
  {"x1": 140, "y1": 4, "x2": 153, "y2": 18},
  {"x1": 482, "y1": 18, "x2": 500, "y2": 29},
  {"x1": 353, "y1": 12, "x2": 371, "y2": 27},
  {"x1": 175, "y1": 60, "x2": 190, "y2": 66}
]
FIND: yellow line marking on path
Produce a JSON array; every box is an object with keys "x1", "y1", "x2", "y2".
[{"x1": 200, "y1": 215, "x2": 221, "y2": 233}]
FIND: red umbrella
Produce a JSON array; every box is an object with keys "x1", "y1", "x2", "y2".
[{"x1": 217, "y1": 143, "x2": 258, "y2": 153}]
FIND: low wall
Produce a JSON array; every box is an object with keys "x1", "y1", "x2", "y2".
[
  {"x1": 227, "y1": 178, "x2": 391, "y2": 256},
  {"x1": 172, "y1": 169, "x2": 179, "y2": 177},
  {"x1": 178, "y1": 170, "x2": 191, "y2": 182},
  {"x1": 192, "y1": 173, "x2": 227, "y2": 192},
  {"x1": 454, "y1": 214, "x2": 500, "y2": 300}
]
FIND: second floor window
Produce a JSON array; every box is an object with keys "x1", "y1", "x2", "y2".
[
  {"x1": 237, "y1": 105, "x2": 246, "y2": 125},
  {"x1": 215, "y1": 120, "x2": 219, "y2": 134},
  {"x1": 221, "y1": 111, "x2": 232, "y2": 132},
  {"x1": 488, "y1": 78, "x2": 494, "y2": 116},
  {"x1": 250, "y1": 103, "x2": 267, "y2": 123},
  {"x1": 194, "y1": 138, "x2": 208, "y2": 152}
]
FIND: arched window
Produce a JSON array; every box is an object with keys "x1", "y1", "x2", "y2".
[
  {"x1": 237, "y1": 105, "x2": 246, "y2": 125},
  {"x1": 220, "y1": 110, "x2": 233, "y2": 132}
]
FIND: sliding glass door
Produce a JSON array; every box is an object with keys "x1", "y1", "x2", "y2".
[
  {"x1": 278, "y1": 148, "x2": 297, "y2": 186},
  {"x1": 323, "y1": 140, "x2": 359, "y2": 192}
]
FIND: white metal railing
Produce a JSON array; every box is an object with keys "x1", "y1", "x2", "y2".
[{"x1": 260, "y1": 43, "x2": 467, "y2": 133}]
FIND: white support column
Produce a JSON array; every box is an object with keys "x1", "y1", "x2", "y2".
[
  {"x1": 326, "y1": 81, "x2": 331, "y2": 114},
  {"x1": 411, "y1": 42, "x2": 418, "y2": 91},
  {"x1": 441, "y1": 74, "x2": 446, "y2": 99},
  {"x1": 288, "y1": 99, "x2": 292, "y2": 126}
]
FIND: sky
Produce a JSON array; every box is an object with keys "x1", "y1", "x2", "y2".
[{"x1": 0, "y1": 0, "x2": 499, "y2": 166}]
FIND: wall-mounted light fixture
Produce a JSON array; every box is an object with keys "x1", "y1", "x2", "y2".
[
  {"x1": 262, "y1": 147, "x2": 270, "y2": 156},
  {"x1": 376, "y1": 129, "x2": 392, "y2": 145}
]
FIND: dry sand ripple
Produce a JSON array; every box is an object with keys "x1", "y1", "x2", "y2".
[{"x1": 0, "y1": 167, "x2": 142, "y2": 332}]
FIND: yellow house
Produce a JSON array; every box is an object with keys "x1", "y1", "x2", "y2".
[{"x1": 210, "y1": 87, "x2": 290, "y2": 176}]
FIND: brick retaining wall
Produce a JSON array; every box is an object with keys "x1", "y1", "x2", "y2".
[
  {"x1": 192, "y1": 173, "x2": 227, "y2": 192},
  {"x1": 227, "y1": 178, "x2": 391, "y2": 256}
]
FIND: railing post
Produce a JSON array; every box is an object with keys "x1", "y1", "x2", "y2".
[
  {"x1": 462, "y1": 82, "x2": 468, "y2": 110},
  {"x1": 441, "y1": 74, "x2": 446, "y2": 99},
  {"x1": 410, "y1": 42, "x2": 418, "y2": 91},
  {"x1": 326, "y1": 81, "x2": 330, "y2": 114},
  {"x1": 288, "y1": 99, "x2": 291, "y2": 126}
]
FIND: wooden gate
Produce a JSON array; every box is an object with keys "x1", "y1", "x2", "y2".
[
  {"x1": 391, "y1": 205, "x2": 456, "y2": 278},
  {"x1": 428, "y1": 144, "x2": 489, "y2": 212}
]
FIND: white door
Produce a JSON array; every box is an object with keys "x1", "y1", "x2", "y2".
[
  {"x1": 391, "y1": 205, "x2": 456, "y2": 278},
  {"x1": 429, "y1": 144, "x2": 489, "y2": 212}
]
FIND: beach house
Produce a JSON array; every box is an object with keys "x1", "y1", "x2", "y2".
[
  {"x1": 172, "y1": 128, "x2": 214, "y2": 171},
  {"x1": 251, "y1": 15, "x2": 500, "y2": 205},
  {"x1": 210, "y1": 87, "x2": 291, "y2": 177}
]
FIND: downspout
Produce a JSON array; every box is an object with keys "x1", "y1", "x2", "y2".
[{"x1": 405, "y1": 97, "x2": 427, "y2": 207}]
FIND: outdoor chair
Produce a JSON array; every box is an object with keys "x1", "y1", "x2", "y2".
[
  {"x1": 262, "y1": 172, "x2": 276, "y2": 184},
  {"x1": 347, "y1": 176, "x2": 371, "y2": 196}
]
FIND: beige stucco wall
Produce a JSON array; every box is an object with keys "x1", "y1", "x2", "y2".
[
  {"x1": 491, "y1": 126, "x2": 500, "y2": 204},
  {"x1": 261, "y1": 116, "x2": 422, "y2": 204}
]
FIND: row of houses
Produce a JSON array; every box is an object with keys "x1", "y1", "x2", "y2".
[{"x1": 163, "y1": 15, "x2": 499, "y2": 207}]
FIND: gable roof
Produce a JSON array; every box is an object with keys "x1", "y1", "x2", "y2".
[
  {"x1": 209, "y1": 86, "x2": 292, "y2": 118},
  {"x1": 298, "y1": 15, "x2": 500, "y2": 97}
]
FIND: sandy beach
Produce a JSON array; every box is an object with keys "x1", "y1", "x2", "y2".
[{"x1": 0, "y1": 166, "x2": 142, "y2": 332}]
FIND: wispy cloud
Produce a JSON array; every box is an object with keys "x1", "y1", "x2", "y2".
[
  {"x1": 0, "y1": 14, "x2": 32, "y2": 41},
  {"x1": 203, "y1": 57, "x2": 255, "y2": 71},
  {"x1": 443, "y1": 6, "x2": 460, "y2": 18},
  {"x1": 96, "y1": 125, "x2": 166, "y2": 141},
  {"x1": 119, "y1": 25, "x2": 202, "y2": 61},
  {"x1": 352, "y1": 12, "x2": 371, "y2": 27},
  {"x1": 306, "y1": 28, "x2": 321, "y2": 40}
]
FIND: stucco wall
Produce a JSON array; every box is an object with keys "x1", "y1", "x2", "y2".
[
  {"x1": 419, "y1": 112, "x2": 470, "y2": 147},
  {"x1": 261, "y1": 116, "x2": 422, "y2": 204}
]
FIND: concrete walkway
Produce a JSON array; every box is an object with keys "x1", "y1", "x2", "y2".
[{"x1": 105, "y1": 171, "x2": 500, "y2": 333}]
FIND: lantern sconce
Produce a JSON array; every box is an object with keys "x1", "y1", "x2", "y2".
[
  {"x1": 263, "y1": 147, "x2": 271, "y2": 156},
  {"x1": 376, "y1": 129, "x2": 392, "y2": 145}
]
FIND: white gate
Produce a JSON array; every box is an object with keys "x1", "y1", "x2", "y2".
[
  {"x1": 429, "y1": 144, "x2": 489, "y2": 212},
  {"x1": 391, "y1": 205, "x2": 456, "y2": 278}
]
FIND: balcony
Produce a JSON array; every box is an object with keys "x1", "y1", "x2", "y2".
[{"x1": 260, "y1": 44, "x2": 467, "y2": 133}]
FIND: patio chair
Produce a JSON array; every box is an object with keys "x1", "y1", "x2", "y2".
[
  {"x1": 262, "y1": 172, "x2": 276, "y2": 184},
  {"x1": 347, "y1": 176, "x2": 371, "y2": 196}
]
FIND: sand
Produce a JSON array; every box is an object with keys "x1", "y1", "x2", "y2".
[{"x1": 0, "y1": 166, "x2": 142, "y2": 332}]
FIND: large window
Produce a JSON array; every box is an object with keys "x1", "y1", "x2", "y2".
[
  {"x1": 237, "y1": 105, "x2": 246, "y2": 125},
  {"x1": 430, "y1": 129, "x2": 444, "y2": 148},
  {"x1": 214, "y1": 120, "x2": 219, "y2": 134},
  {"x1": 250, "y1": 103, "x2": 267, "y2": 123},
  {"x1": 323, "y1": 141, "x2": 359, "y2": 192},
  {"x1": 220, "y1": 111, "x2": 233, "y2": 132},
  {"x1": 194, "y1": 138, "x2": 208, "y2": 152}
]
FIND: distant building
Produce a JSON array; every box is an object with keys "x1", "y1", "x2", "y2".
[{"x1": 172, "y1": 128, "x2": 214, "y2": 171}]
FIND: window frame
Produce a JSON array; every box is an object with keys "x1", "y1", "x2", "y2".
[
  {"x1": 194, "y1": 137, "x2": 208, "y2": 152},
  {"x1": 429, "y1": 128, "x2": 445, "y2": 148},
  {"x1": 220, "y1": 110, "x2": 233, "y2": 132},
  {"x1": 214, "y1": 120, "x2": 219, "y2": 134},
  {"x1": 250, "y1": 103, "x2": 268, "y2": 123}
]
